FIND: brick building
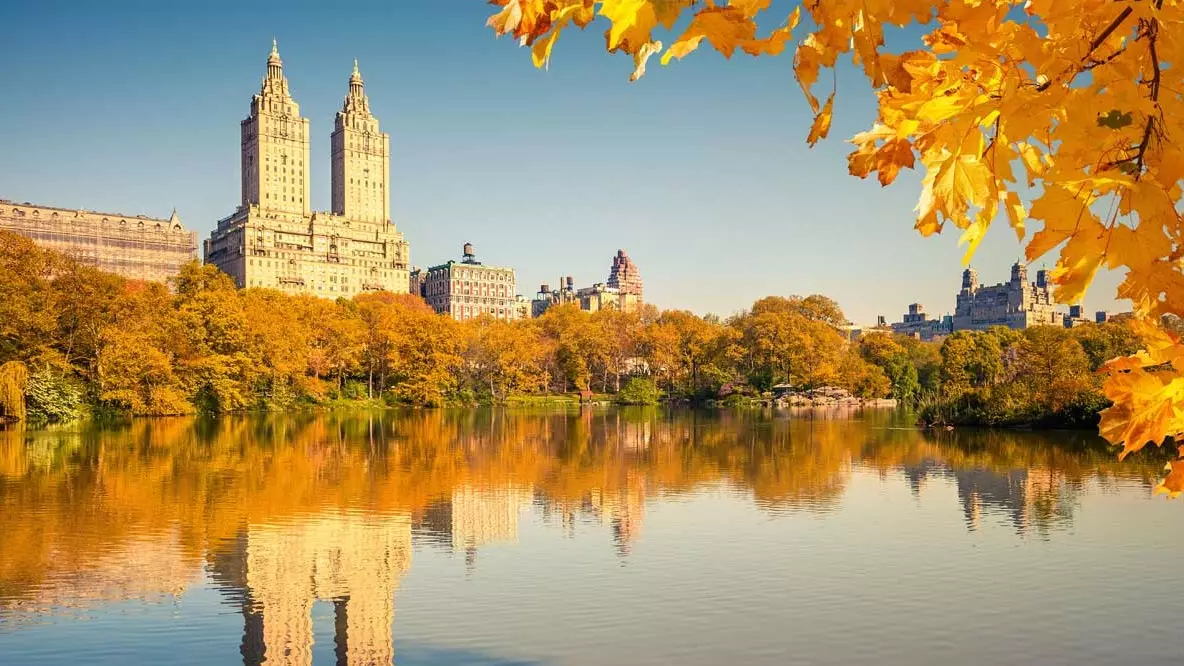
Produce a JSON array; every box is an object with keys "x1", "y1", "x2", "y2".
[{"x1": 422, "y1": 243, "x2": 518, "y2": 321}]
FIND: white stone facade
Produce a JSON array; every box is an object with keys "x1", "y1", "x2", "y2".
[{"x1": 205, "y1": 42, "x2": 409, "y2": 299}]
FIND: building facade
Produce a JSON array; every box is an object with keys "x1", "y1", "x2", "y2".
[
  {"x1": 422, "y1": 244, "x2": 518, "y2": 321},
  {"x1": 204, "y1": 42, "x2": 409, "y2": 299},
  {"x1": 891, "y1": 303, "x2": 953, "y2": 341},
  {"x1": 578, "y1": 283, "x2": 641, "y2": 313},
  {"x1": 531, "y1": 250, "x2": 644, "y2": 317},
  {"x1": 0, "y1": 200, "x2": 197, "y2": 283},
  {"x1": 952, "y1": 262, "x2": 1061, "y2": 331},
  {"x1": 532, "y1": 277, "x2": 579, "y2": 317}
]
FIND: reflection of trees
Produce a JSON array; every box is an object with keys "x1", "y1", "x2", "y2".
[{"x1": 0, "y1": 409, "x2": 1166, "y2": 625}]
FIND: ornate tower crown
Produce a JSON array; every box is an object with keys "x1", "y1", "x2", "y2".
[
  {"x1": 258, "y1": 38, "x2": 293, "y2": 102},
  {"x1": 342, "y1": 59, "x2": 371, "y2": 117}
]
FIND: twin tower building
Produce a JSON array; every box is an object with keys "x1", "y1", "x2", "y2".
[{"x1": 204, "y1": 41, "x2": 411, "y2": 298}]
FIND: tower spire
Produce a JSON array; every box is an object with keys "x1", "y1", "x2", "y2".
[{"x1": 265, "y1": 38, "x2": 283, "y2": 81}]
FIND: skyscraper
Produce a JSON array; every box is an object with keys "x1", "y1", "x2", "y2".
[{"x1": 205, "y1": 42, "x2": 410, "y2": 299}]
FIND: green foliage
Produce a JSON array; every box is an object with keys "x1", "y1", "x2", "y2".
[
  {"x1": 24, "y1": 369, "x2": 83, "y2": 423},
  {"x1": 616, "y1": 377, "x2": 661, "y2": 405},
  {"x1": 920, "y1": 324, "x2": 1126, "y2": 428}
]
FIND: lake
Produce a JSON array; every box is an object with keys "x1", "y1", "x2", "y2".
[{"x1": 0, "y1": 408, "x2": 1179, "y2": 665}]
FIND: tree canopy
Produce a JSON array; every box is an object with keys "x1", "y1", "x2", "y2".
[{"x1": 486, "y1": 0, "x2": 1184, "y2": 494}]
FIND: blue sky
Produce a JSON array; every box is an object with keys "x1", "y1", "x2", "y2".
[{"x1": 0, "y1": 0, "x2": 1123, "y2": 324}]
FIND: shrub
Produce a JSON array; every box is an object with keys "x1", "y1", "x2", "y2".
[
  {"x1": 25, "y1": 369, "x2": 83, "y2": 423},
  {"x1": 617, "y1": 377, "x2": 661, "y2": 405}
]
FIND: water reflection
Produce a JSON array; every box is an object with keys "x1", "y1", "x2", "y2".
[{"x1": 0, "y1": 408, "x2": 1170, "y2": 663}]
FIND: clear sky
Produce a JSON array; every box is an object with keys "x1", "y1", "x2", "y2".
[{"x1": 0, "y1": 0, "x2": 1124, "y2": 324}]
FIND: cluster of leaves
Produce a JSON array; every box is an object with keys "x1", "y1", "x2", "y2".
[
  {"x1": 0, "y1": 231, "x2": 891, "y2": 414},
  {"x1": 486, "y1": 0, "x2": 1184, "y2": 494}
]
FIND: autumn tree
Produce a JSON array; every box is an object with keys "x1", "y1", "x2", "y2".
[
  {"x1": 858, "y1": 332, "x2": 922, "y2": 402},
  {"x1": 731, "y1": 296, "x2": 845, "y2": 390},
  {"x1": 1011, "y1": 326, "x2": 1092, "y2": 412},
  {"x1": 486, "y1": 2, "x2": 1184, "y2": 490}
]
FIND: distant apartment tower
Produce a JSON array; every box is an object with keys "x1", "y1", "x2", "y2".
[
  {"x1": 0, "y1": 200, "x2": 197, "y2": 283},
  {"x1": 422, "y1": 243, "x2": 518, "y2": 321},
  {"x1": 204, "y1": 42, "x2": 410, "y2": 299},
  {"x1": 531, "y1": 250, "x2": 644, "y2": 317},
  {"x1": 607, "y1": 249, "x2": 643, "y2": 300}
]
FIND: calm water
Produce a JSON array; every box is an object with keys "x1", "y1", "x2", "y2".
[{"x1": 0, "y1": 408, "x2": 1179, "y2": 665}]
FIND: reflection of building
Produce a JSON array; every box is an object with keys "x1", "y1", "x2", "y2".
[
  {"x1": 210, "y1": 510, "x2": 412, "y2": 666},
  {"x1": 421, "y1": 243, "x2": 519, "y2": 321},
  {"x1": 952, "y1": 262, "x2": 1061, "y2": 331},
  {"x1": 417, "y1": 485, "x2": 532, "y2": 567},
  {"x1": 954, "y1": 467, "x2": 1074, "y2": 535},
  {"x1": 204, "y1": 42, "x2": 411, "y2": 298},
  {"x1": 587, "y1": 480, "x2": 646, "y2": 557},
  {"x1": 0, "y1": 529, "x2": 197, "y2": 620},
  {"x1": 0, "y1": 200, "x2": 197, "y2": 283}
]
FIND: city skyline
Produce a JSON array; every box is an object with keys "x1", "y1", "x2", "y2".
[{"x1": 0, "y1": 1, "x2": 1127, "y2": 323}]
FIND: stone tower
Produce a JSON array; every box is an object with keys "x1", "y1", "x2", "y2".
[
  {"x1": 1010, "y1": 260, "x2": 1028, "y2": 284},
  {"x1": 331, "y1": 59, "x2": 390, "y2": 225},
  {"x1": 607, "y1": 249, "x2": 643, "y2": 298},
  {"x1": 240, "y1": 40, "x2": 311, "y2": 217}
]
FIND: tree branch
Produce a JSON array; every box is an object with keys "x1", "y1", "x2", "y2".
[{"x1": 1036, "y1": 6, "x2": 1133, "y2": 91}]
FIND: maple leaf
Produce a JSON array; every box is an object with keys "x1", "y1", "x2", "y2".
[
  {"x1": 807, "y1": 94, "x2": 834, "y2": 147},
  {"x1": 875, "y1": 138, "x2": 915, "y2": 186},
  {"x1": 1157, "y1": 459, "x2": 1184, "y2": 498},
  {"x1": 931, "y1": 151, "x2": 990, "y2": 220}
]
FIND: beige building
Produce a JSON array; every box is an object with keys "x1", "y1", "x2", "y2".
[
  {"x1": 531, "y1": 250, "x2": 644, "y2": 317},
  {"x1": 204, "y1": 42, "x2": 409, "y2": 299},
  {"x1": 578, "y1": 283, "x2": 641, "y2": 313},
  {"x1": 0, "y1": 200, "x2": 197, "y2": 283},
  {"x1": 422, "y1": 243, "x2": 518, "y2": 321}
]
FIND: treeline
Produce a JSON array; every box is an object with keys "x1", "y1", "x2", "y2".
[
  {"x1": 0, "y1": 230, "x2": 904, "y2": 421},
  {"x1": 916, "y1": 323, "x2": 1141, "y2": 427},
  {"x1": 0, "y1": 230, "x2": 1143, "y2": 425}
]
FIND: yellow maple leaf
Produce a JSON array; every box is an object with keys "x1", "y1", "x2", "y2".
[
  {"x1": 807, "y1": 94, "x2": 834, "y2": 147},
  {"x1": 875, "y1": 138, "x2": 915, "y2": 186},
  {"x1": 931, "y1": 151, "x2": 990, "y2": 220},
  {"x1": 1156, "y1": 459, "x2": 1184, "y2": 498},
  {"x1": 1001, "y1": 190, "x2": 1026, "y2": 240}
]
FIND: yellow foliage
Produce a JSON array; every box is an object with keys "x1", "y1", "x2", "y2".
[
  {"x1": 485, "y1": 0, "x2": 1184, "y2": 481},
  {"x1": 0, "y1": 361, "x2": 28, "y2": 422}
]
